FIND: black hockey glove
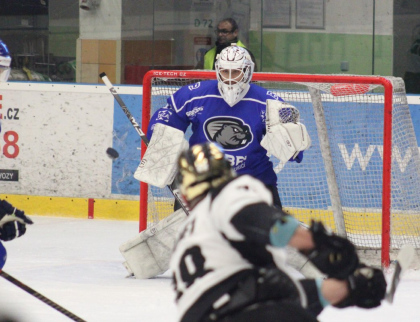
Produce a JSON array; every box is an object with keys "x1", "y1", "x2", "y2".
[
  {"x1": 0, "y1": 200, "x2": 33, "y2": 241},
  {"x1": 334, "y1": 264, "x2": 387, "y2": 309},
  {"x1": 302, "y1": 221, "x2": 359, "y2": 279}
]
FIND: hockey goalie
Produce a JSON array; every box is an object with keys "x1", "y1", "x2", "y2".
[{"x1": 119, "y1": 45, "x2": 313, "y2": 279}]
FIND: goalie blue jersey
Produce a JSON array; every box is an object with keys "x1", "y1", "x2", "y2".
[{"x1": 147, "y1": 80, "x2": 287, "y2": 186}]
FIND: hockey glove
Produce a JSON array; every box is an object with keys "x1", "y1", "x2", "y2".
[
  {"x1": 0, "y1": 200, "x2": 33, "y2": 241},
  {"x1": 334, "y1": 264, "x2": 387, "y2": 309},
  {"x1": 302, "y1": 221, "x2": 359, "y2": 279}
]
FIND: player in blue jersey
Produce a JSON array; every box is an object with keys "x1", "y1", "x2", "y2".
[
  {"x1": 0, "y1": 40, "x2": 33, "y2": 271},
  {"x1": 136, "y1": 45, "x2": 311, "y2": 208},
  {"x1": 124, "y1": 46, "x2": 311, "y2": 279},
  {"x1": 0, "y1": 39, "x2": 12, "y2": 135}
]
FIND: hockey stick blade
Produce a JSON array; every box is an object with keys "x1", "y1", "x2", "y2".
[
  {"x1": 0, "y1": 270, "x2": 87, "y2": 321},
  {"x1": 385, "y1": 244, "x2": 415, "y2": 304},
  {"x1": 100, "y1": 72, "x2": 190, "y2": 216}
]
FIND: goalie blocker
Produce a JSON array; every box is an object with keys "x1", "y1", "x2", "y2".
[{"x1": 134, "y1": 123, "x2": 189, "y2": 188}]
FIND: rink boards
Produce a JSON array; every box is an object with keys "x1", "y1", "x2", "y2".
[{"x1": 0, "y1": 82, "x2": 420, "y2": 223}]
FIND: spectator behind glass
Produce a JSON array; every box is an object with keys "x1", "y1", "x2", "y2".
[{"x1": 195, "y1": 18, "x2": 257, "y2": 71}]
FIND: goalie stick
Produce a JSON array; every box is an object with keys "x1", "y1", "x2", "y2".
[
  {"x1": 99, "y1": 72, "x2": 190, "y2": 216},
  {"x1": 385, "y1": 244, "x2": 415, "y2": 304},
  {"x1": 0, "y1": 270, "x2": 86, "y2": 322}
]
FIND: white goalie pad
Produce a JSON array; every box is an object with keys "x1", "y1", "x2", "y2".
[
  {"x1": 134, "y1": 123, "x2": 189, "y2": 188},
  {"x1": 265, "y1": 99, "x2": 301, "y2": 124},
  {"x1": 261, "y1": 99, "x2": 311, "y2": 163},
  {"x1": 119, "y1": 209, "x2": 187, "y2": 279}
]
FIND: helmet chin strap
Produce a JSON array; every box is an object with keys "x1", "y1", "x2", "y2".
[{"x1": 218, "y1": 82, "x2": 250, "y2": 106}]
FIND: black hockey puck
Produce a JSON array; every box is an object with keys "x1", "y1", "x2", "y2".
[{"x1": 106, "y1": 147, "x2": 119, "y2": 160}]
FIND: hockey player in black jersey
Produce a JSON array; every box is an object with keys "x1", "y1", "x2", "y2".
[{"x1": 170, "y1": 142, "x2": 387, "y2": 322}]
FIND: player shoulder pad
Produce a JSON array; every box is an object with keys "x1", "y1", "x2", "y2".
[{"x1": 211, "y1": 175, "x2": 273, "y2": 221}]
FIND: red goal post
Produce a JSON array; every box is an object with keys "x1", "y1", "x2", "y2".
[{"x1": 141, "y1": 70, "x2": 420, "y2": 267}]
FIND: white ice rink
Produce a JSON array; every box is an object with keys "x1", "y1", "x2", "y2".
[{"x1": 0, "y1": 216, "x2": 419, "y2": 322}]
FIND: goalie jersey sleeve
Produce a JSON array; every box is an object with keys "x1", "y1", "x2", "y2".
[
  {"x1": 147, "y1": 80, "x2": 285, "y2": 186},
  {"x1": 170, "y1": 175, "x2": 296, "y2": 321}
]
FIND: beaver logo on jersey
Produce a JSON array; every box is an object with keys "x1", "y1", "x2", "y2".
[{"x1": 204, "y1": 117, "x2": 253, "y2": 150}]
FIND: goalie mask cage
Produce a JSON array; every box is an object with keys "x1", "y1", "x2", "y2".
[{"x1": 141, "y1": 70, "x2": 420, "y2": 267}]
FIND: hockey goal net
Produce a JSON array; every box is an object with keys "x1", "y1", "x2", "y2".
[{"x1": 141, "y1": 70, "x2": 420, "y2": 267}]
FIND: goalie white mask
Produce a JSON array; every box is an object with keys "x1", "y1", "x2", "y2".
[
  {"x1": 0, "y1": 40, "x2": 11, "y2": 83},
  {"x1": 215, "y1": 45, "x2": 254, "y2": 107}
]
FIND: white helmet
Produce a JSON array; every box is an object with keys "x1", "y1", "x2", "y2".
[
  {"x1": 215, "y1": 45, "x2": 254, "y2": 107},
  {"x1": 0, "y1": 40, "x2": 11, "y2": 82}
]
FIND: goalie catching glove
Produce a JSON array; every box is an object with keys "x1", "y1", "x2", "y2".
[
  {"x1": 134, "y1": 123, "x2": 189, "y2": 188},
  {"x1": 302, "y1": 221, "x2": 359, "y2": 279},
  {"x1": 261, "y1": 99, "x2": 311, "y2": 163},
  {"x1": 0, "y1": 199, "x2": 33, "y2": 241}
]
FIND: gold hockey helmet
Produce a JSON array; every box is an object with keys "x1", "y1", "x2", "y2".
[{"x1": 177, "y1": 142, "x2": 235, "y2": 210}]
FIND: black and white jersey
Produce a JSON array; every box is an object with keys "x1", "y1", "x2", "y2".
[{"x1": 170, "y1": 175, "x2": 289, "y2": 321}]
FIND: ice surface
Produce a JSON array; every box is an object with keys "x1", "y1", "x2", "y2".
[{"x1": 0, "y1": 216, "x2": 419, "y2": 322}]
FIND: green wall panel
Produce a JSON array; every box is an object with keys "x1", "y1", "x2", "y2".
[
  {"x1": 49, "y1": 27, "x2": 79, "y2": 58},
  {"x1": 249, "y1": 31, "x2": 392, "y2": 76}
]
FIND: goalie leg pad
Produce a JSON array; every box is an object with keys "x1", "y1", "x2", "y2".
[
  {"x1": 119, "y1": 209, "x2": 187, "y2": 279},
  {"x1": 134, "y1": 123, "x2": 189, "y2": 188}
]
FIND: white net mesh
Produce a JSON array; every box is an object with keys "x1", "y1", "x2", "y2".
[{"x1": 141, "y1": 72, "x2": 420, "y2": 264}]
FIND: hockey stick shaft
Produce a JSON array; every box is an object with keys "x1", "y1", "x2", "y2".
[
  {"x1": 100, "y1": 72, "x2": 149, "y2": 145},
  {"x1": 0, "y1": 270, "x2": 86, "y2": 322},
  {"x1": 100, "y1": 72, "x2": 190, "y2": 216}
]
